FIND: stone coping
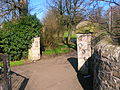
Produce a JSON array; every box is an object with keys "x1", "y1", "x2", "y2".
[{"x1": 96, "y1": 40, "x2": 120, "y2": 62}]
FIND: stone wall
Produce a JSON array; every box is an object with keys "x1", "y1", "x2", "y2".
[
  {"x1": 28, "y1": 37, "x2": 40, "y2": 61},
  {"x1": 93, "y1": 40, "x2": 120, "y2": 90},
  {"x1": 76, "y1": 34, "x2": 91, "y2": 74}
]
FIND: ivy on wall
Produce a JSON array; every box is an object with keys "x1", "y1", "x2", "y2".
[{"x1": 0, "y1": 15, "x2": 42, "y2": 60}]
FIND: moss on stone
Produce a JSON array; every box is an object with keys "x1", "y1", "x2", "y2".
[{"x1": 76, "y1": 21, "x2": 99, "y2": 34}]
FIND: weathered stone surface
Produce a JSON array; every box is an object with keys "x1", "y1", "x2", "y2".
[
  {"x1": 28, "y1": 37, "x2": 40, "y2": 61},
  {"x1": 112, "y1": 71, "x2": 120, "y2": 79},
  {"x1": 93, "y1": 41, "x2": 120, "y2": 90},
  {"x1": 76, "y1": 34, "x2": 91, "y2": 75}
]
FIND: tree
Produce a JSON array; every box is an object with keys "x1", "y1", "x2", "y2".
[
  {"x1": 47, "y1": 0, "x2": 85, "y2": 44},
  {"x1": 0, "y1": 0, "x2": 28, "y2": 23},
  {"x1": 0, "y1": 15, "x2": 42, "y2": 60},
  {"x1": 91, "y1": 0, "x2": 120, "y2": 44},
  {"x1": 42, "y1": 8, "x2": 62, "y2": 48},
  {"x1": 18, "y1": 0, "x2": 28, "y2": 16},
  {"x1": 48, "y1": 0, "x2": 66, "y2": 39},
  {"x1": 97, "y1": 0, "x2": 120, "y2": 6},
  {"x1": 108, "y1": 6, "x2": 120, "y2": 37}
]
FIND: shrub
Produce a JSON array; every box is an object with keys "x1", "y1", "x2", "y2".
[
  {"x1": 76, "y1": 21, "x2": 99, "y2": 34},
  {"x1": 0, "y1": 15, "x2": 42, "y2": 60}
]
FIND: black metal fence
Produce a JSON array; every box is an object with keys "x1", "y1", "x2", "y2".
[{"x1": 0, "y1": 54, "x2": 12, "y2": 90}]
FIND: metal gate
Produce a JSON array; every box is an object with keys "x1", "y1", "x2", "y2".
[{"x1": 0, "y1": 54, "x2": 12, "y2": 90}]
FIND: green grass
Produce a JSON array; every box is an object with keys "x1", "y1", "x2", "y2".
[
  {"x1": 0, "y1": 60, "x2": 25, "y2": 67},
  {"x1": 43, "y1": 45, "x2": 71, "y2": 55},
  {"x1": 10, "y1": 60, "x2": 25, "y2": 67}
]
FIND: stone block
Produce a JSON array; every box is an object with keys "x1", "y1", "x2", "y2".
[
  {"x1": 28, "y1": 37, "x2": 40, "y2": 61},
  {"x1": 76, "y1": 34, "x2": 91, "y2": 74},
  {"x1": 93, "y1": 41, "x2": 120, "y2": 90},
  {"x1": 112, "y1": 71, "x2": 120, "y2": 79}
]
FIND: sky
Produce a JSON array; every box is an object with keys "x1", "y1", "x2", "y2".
[
  {"x1": 29, "y1": 0, "x2": 120, "y2": 21},
  {"x1": 29, "y1": 0, "x2": 48, "y2": 21}
]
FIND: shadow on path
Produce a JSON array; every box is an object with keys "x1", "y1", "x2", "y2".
[
  {"x1": 10, "y1": 71, "x2": 29, "y2": 90},
  {"x1": 67, "y1": 57, "x2": 93, "y2": 90}
]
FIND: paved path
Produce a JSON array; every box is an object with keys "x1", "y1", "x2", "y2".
[{"x1": 12, "y1": 51, "x2": 84, "y2": 90}]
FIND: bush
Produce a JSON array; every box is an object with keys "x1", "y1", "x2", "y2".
[
  {"x1": 76, "y1": 21, "x2": 99, "y2": 34},
  {"x1": 41, "y1": 29, "x2": 58, "y2": 49},
  {"x1": 0, "y1": 15, "x2": 42, "y2": 60}
]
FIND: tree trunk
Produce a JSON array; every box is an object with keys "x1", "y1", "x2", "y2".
[{"x1": 67, "y1": 27, "x2": 72, "y2": 45}]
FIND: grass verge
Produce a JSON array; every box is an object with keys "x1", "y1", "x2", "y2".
[
  {"x1": 43, "y1": 45, "x2": 72, "y2": 55},
  {"x1": 10, "y1": 60, "x2": 25, "y2": 67},
  {"x1": 0, "y1": 60, "x2": 25, "y2": 67}
]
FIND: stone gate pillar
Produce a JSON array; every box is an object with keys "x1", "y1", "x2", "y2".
[
  {"x1": 77, "y1": 33, "x2": 91, "y2": 74},
  {"x1": 28, "y1": 37, "x2": 40, "y2": 61}
]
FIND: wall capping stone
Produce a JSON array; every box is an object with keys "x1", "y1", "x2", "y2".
[{"x1": 95, "y1": 40, "x2": 120, "y2": 62}]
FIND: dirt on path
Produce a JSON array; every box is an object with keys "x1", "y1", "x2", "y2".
[{"x1": 11, "y1": 51, "x2": 84, "y2": 90}]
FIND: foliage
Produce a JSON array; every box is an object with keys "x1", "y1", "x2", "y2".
[
  {"x1": 0, "y1": 60, "x2": 25, "y2": 67},
  {"x1": 43, "y1": 45, "x2": 71, "y2": 55},
  {"x1": 76, "y1": 21, "x2": 99, "y2": 34},
  {"x1": 64, "y1": 31, "x2": 76, "y2": 39},
  {"x1": 10, "y1": 60, "x2": 25, "y2": 67},
  {"x1": 42, "y1": 9, "x2": 64, "y2": 49},
  {"x1": 47, "y1": 0, "x2": 85, "y2": 44},
  {"x1": 0, "y1": 15, "x2": 42, "y2": 60},
  {"x1": 106, "y1": 6, "x2": 120, "y2": 45},
  {"x1": 0, "y1": 0, "x2": 28, "y2": 23},
  {"x1": 41, "y1": 30, "x2": 59, "y2": 49},
  {"x1": 92, "y1": 31, "x2": 111, "y2": 46}
]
